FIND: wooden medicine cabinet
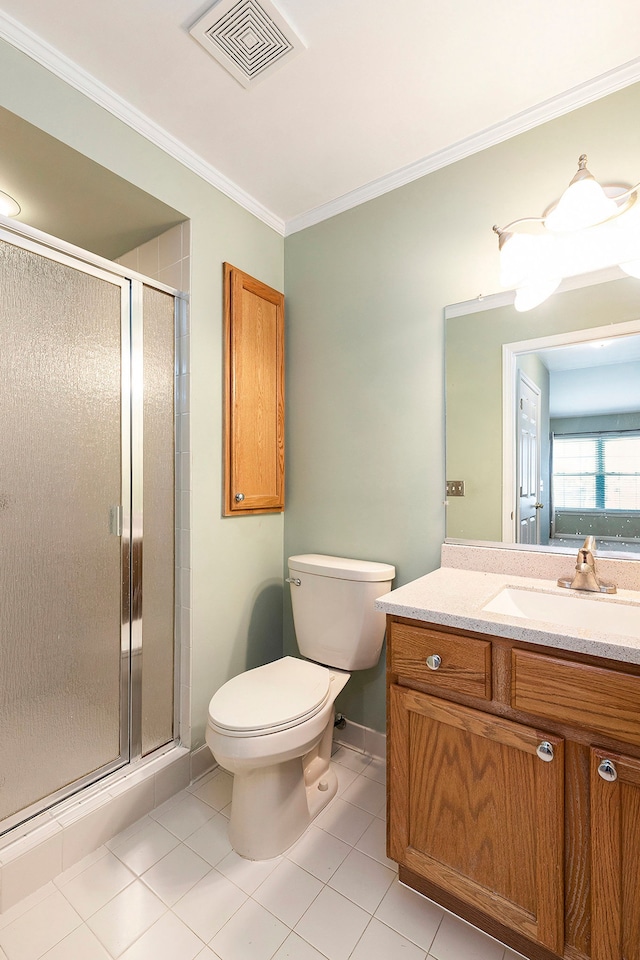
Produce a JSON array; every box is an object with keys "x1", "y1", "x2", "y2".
[{"x1": 223, "y1": 263, "x2": 285, "y2": 515}]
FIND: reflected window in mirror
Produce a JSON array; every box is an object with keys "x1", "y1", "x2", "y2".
[{"x1": 551, "y1": 430, "x2": 640, "y2": 551}]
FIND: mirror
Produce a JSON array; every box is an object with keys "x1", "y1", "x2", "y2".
[{"x1": 445, "y1": 270, "x2": 640, "y2": 555}]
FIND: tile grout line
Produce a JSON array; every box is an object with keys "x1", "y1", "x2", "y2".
[
  {"x1": 0, "y1": 747, "x2": 516, "y2": 960},
  {"x1": 56, "y1": 763, "x2": 381, "y2": 958}
]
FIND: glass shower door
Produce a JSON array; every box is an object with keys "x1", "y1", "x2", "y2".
[{"x1": 0, "y1": 237, "x2": 129, "y2": 828}]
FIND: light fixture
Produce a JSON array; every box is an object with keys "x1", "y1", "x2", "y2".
[
  {"x1": 0, "y1": 190, "x2": 21, "y2": 218},
  {"x1": 493, "y1": 155, "x2": 640, "y2": 311}
]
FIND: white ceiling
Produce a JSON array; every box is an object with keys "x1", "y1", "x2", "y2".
[
  {"x1": 550, "y1": 361, "x2": 640, "y2": 417},
  {"x1": 538, "y1": 333, "x2": 640, "y2": 372},
  {"x1": 533, "y1": 334, "x2": 640, "y2": 417},
  {"x1": 2, "y1": 0, "x2": 640, "y2": 233}
]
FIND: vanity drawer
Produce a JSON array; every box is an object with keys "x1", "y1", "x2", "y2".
[
  {"x1": 390, "y1": 622, "x2": 491, "y2": 700},
  {"x1": 512, "y1": 649, "x2": 640, "y2": 747}
]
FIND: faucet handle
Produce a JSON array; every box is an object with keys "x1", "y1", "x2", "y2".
[
  {"x1": 576, "y1": 536, "x2": 597, "y2": 570},
  {"x1": 577, "y1": 550, "x2": 595, "y2": 570}
]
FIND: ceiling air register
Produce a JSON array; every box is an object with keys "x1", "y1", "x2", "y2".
[{"x1": 189, "y1": 0, "x2": 305, "y2": 88}]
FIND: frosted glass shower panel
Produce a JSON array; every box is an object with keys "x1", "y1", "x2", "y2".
[
  {"x1": 0, "y1": 241, "x2": 125, "y2": 823},
  {"x1": 141, "y1": 285, "x2": 175, "y2": 755}
]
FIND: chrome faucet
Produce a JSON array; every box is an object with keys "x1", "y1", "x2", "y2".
[{"x1": 557, "y1": 536, "x2": 616, "y2": 594}]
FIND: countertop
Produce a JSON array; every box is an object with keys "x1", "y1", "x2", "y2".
[{"x1": 376, "y1": 565, "x2": 640, "y2": 666}]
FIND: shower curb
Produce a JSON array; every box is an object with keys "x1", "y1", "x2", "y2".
[{"x1": 0, "y1": 745, "x2": 194, "y2": 914}]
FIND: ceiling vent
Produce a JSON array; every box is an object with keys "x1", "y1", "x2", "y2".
[{"x1": 189, "y1": 0, "x2": 305, "y2": 89}]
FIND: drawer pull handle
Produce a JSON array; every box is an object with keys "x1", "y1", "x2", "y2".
[
  {"x1": 536, "y1": 741, "x2": 554, "y2": 762},
  {"x1": 426, "y1": 654, "x2": 442, "y2": 671},
  {"x1": 597, "y1": 759, "x2": 618, "y2": 782}
]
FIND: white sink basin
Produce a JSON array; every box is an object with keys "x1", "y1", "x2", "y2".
[{"x1": 482, "y1": 586, "x2": 640, "y2": 639}]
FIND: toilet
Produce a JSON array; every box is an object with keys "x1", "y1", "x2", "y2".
[{"x1": 206, "y1": 554, "x2": 395, "y2": 860}]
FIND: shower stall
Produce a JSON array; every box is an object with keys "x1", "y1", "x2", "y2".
[{"x1": 0, "y1": 222, "x2": 180, "y2": 835}]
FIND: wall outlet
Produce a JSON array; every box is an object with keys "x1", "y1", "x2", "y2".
[{"x1": 446, "y1": 480, "x2": 465, "y2": 497}]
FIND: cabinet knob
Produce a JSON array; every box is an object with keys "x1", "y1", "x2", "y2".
[
  {"x1": 536, "y1": 741, "x2": 554, "y2": 762},
  {"x1": 597, "y1": 758, "x2": 618, "y2": 782},
  {"x1": 234, "y1": 493, "x2": 245, "y2": 502},
  {"x1": 426, "y1": 654, "x2": 442, "y2": 671}
]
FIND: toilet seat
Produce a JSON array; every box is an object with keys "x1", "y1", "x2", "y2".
[{"x1": 208, "y1": 656, "x2": 333, "y2": 737}]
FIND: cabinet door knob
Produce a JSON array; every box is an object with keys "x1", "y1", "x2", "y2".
[
  {"x1": 234, "y1": 493, "x2": 245, "y2": 502},
  {"x1": 597, "y1": 758, "x2": 618, "y2": 782},
  {"x1": 536, "y1": 741, "x2": 554, "y2": 762},
  {"x1": 426, "y1": 654, "x2": 442, "y2": 671}
]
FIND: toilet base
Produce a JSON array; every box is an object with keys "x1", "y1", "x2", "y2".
[{"x1": 227, "y1": 718, "x2": 338, "y2": 860}]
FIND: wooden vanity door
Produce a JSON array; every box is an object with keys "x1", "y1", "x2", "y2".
[
  {"x1": 389, "y1": 685, "x2": 565, "y2": 955},
  {"x1": 591, "y1": 748, "x2": 640, "y2": 960}
]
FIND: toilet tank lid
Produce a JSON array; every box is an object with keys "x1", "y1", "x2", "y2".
[{"x1": 288, "y1": 554, "x2": 395, "y2": 582}]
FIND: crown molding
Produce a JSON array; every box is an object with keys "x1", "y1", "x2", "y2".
[
  {"x1": 2, "y1": 9, "x2": 640, "y2": 241},
  {"x1": 285, "y1": 56, "x2": 640, "y2": 236},
  {"x1": 0, "y1": 10, "x2": 286, "y2": 236}
]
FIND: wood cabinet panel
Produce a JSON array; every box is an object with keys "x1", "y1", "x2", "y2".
[
  {"x1": 512, "y1": 649, "x2": 640, "y2": 748},
  {"x1": 564, "y1": 741, "x2": 591, "y2": 958},
  {"x1": 389, "y1": 684, "x2": 564, "y2": 954},
  {"x1": 223, "y1": 263, "x2": 284, "y2": 515},
  {"x1": 388, "y1": 615, "x2": 640, "y2": 959},
  {"x1": 591, "y1": 748, "x2": 640, "y2": 960},
  {"x1": 390, "y1": 621, "x2": 491, "y2": 699}
]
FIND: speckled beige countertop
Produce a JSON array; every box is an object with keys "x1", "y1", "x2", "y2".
[{"x1": 376, "y1": 544, "x2": 640, "y2": 666}]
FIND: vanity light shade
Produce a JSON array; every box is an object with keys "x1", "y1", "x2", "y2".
[
  {"x1": 545, "y1": 177, "x2": 619, "y2": 233},
  {"x1": 499, "y1": 232, "x2": 556, "y2": 289},
  {"x1": 620, "y1": 259, "x2": 640, "y2": 279},
  {"x1": 498, "y1": 233, "x2": 533, "y2": 288},
  {"x1": 514, "y1": 277, "x2": 562, "y2": 313},
  {"x1": 494, "y1": 155, "x2": 640, "y2": 311},
  {"x1": 0, "y1": 190, "x2": 20, "y2": 218}
]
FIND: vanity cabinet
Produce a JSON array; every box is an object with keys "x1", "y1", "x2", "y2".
[{"x1": 386, "y1": 616, "x2": 640, "y2": 960}]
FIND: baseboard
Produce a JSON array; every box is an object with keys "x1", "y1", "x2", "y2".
[
  {"x1": 190, "y1": 743, "x2": 217, "y2": 782},
  {"x1": 334, "y1": 718, "x2": 386, "y2": 759}
]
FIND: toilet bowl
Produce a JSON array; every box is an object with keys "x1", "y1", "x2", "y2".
[
  {"x1": 207, "y1": 657, "x2": 349, "y2": 859},
  {"x1": 206, "y1": 554, "x2": 395, "y2": 860}
]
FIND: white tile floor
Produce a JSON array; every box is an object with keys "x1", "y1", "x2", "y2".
[{"x1": 0, "y1": 746, "x2": 526, "y2": 960}]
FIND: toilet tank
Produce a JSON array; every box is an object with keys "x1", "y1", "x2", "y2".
[{"x1": 288, "y1": 554, "x2": 395, "y2": 670}]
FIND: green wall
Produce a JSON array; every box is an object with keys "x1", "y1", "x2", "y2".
[
  {"x1": 4, "y1": 33, "x2": 640, "y2": 740},
  {"x1": 284, "y1": 81, "x2": 640, "y2": 733},
  {"x1": 0, "y1": 39, "x2": 285, "y2": 750}
]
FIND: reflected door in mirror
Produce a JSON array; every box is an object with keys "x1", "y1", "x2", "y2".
[{"x1": 517, "y1": 372, "x2": 542, "y2": 544}]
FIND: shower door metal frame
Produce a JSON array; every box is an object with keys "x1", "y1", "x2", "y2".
[
  {"x1": 129, "y1": 278, "x2": 144, "y2": 761},
  {"x1": 0, "y1": 218, "x2": 182, "y2": 836}
]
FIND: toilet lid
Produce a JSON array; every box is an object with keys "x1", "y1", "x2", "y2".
[{"x1": 208, "y1": 656, "x2": 332, "y2": 735}]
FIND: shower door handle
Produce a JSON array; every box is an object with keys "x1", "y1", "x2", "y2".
[{"x1": 109, "y1": 505, "x2": 123, "y2": 537}]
